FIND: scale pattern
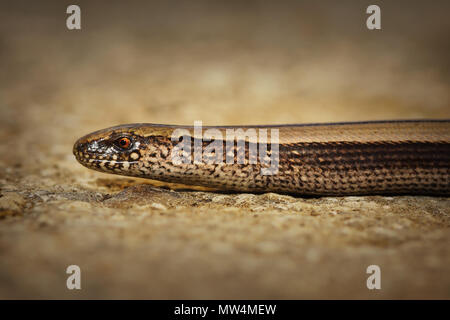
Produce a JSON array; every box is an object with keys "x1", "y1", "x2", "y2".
[{"x1": 73, "y1": 120, "x2": 450, "y2": 196}]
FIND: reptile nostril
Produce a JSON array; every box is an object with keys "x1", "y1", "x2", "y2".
[{"x1": 73, "y1": 140, "x2": 86, "y2": 158}]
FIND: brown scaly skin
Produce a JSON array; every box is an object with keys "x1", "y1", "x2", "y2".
[{"x1": 73, "y1": 120, "x2": 450, "y2": 196}]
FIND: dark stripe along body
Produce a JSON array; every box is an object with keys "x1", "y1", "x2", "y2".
[{"x1": 278, "y1": 141, "x2": 449, "y2": 195}]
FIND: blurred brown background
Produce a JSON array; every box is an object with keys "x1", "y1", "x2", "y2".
[{"x1": 0, "y1": 0, "x2": 449, "y2": 299}]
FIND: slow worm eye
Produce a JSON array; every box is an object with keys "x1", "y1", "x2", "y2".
[{"x1": 116, "y1": 137, "x2": 132, "y2": 149}]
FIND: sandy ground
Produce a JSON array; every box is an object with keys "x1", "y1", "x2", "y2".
[{"x1": 0, "y1": 1, "x2": 449, "y2": 299}]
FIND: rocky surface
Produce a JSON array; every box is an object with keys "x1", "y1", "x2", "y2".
[{"x1": 0, "y1": 1, "x2": 449, "y2": 299}]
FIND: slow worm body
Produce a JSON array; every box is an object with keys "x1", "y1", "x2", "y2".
[{"x1": 73, "y1": 120, "x2": 450, "y2": 196}]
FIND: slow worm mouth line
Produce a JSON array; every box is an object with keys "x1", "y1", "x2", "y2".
[{"x1": 78, "y1": 158, "x2": 139, "y2": 165}]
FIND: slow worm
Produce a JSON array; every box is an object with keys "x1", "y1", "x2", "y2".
[{"x1": 73, "y1": 120, "x2": 450, "y2": 196}]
